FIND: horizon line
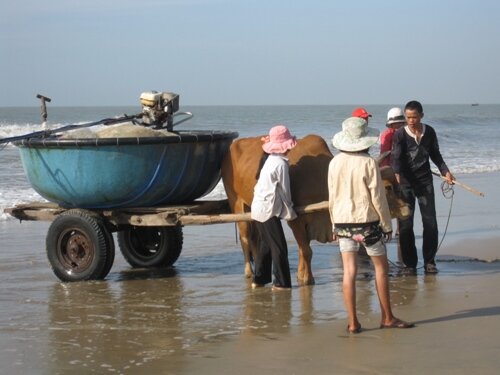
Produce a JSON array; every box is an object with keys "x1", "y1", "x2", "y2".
[{"x1": 1, "y1": 103, "x2": 498, "y2": 108}]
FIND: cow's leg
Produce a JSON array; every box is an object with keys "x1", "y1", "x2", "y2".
[
  {"x1": 237, "y1": 221, "x2": 255, "y2": 278},
  {"x1": 289, "y1": 219, "x2": 315, "y2": 285},
  {"x1": 231, "y1": 198, "x2": 257, "y2": 278}
]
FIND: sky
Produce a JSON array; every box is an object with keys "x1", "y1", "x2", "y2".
[{"x1": 1, "y1": 0, "x2": 500, "y2": 106}]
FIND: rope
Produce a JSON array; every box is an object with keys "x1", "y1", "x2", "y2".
[{"x1": 437, "y1": 180, "x2": 454, "y2": 250}]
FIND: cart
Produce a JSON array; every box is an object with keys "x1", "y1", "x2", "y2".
[
  {"x1": 5, "y1": 199, "x2": 329, "y2": 282},
  {"x1": 6, "y1": 125, "x2": 244, "y2": 282},
  {"x1": 1, "y1": 89, "x2": 250, "y2": 281}
]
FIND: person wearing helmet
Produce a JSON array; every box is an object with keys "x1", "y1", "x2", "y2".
[
  {"x1": 379, "y1": 107, "x2": 406, "y2": 262},
  {"x1": 380, "y1": 107, "x2": 406, "y2": 168}
]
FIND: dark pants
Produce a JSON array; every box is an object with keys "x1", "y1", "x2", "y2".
[
  {"x1": 398, "y1": 182, "x2": 438, "y2": 268},
  {"x1": 253, "y1": 217, "x2": 292, "y2": 288}
]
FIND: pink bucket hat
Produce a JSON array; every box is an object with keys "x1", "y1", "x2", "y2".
[{"x1": 262, "y1": 125, "x2": 297, "y2": 154}]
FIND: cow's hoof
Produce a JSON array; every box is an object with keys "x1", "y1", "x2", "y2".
[{"x1": 297, "y1": 275, "x2": 315, "y2": 286}]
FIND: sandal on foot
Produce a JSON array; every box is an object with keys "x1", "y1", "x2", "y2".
[
  {"x1": 380, "y1": 319, "x2": 414, "y2": 329},
  {"x1": 347, "y1": 325, "x2": 362, "y2": 334}
]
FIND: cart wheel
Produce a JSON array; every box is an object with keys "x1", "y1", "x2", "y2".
[
  {"x1": 85, "y1": 212, "x2": 115, "y2": 278},
  {"x1": 46, "y1": 209, "x2": 111, "y2": 282},
  {"x1": 117, "y1": 226, "x2": 183, "y2": 268}
]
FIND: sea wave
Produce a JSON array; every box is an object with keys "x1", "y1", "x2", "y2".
[
  {"x1": 2, "y1": 104, "x2": 500, "y2": 222},
  {"x1": 0, "y1": 182, "x2": 229, "y2": 222}
]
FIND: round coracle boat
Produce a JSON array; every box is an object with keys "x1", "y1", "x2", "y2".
[{"x1": 14, "y1": 129, "x2": 238, "y2": 208}]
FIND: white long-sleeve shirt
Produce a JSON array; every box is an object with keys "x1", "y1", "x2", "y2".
[{"x1": 251, "y1": 154, "x2": 297, "y2": 223}]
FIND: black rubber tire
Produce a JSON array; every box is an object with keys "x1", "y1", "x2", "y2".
[
  {"x1": 117, "y1": 226, "x2": 183, "y2": 268},
  {"x1": 81, "y1": 211, "x2": 115, "y2": 279},
  {"x1": 100, "y1": 223, "x2": 115, "y2": 279},
  {"x1": 46, "y1": 209, "x2": 110, "y2": 282}
]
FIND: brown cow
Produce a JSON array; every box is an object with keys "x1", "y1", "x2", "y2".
[
  {"x1": 221, "y1": 135, "x2": 410, "y2": 286},
  {"x1": 221, "y1": 134, "x2": 333, "y2": 285}
]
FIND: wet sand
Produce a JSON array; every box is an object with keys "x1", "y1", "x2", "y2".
[
  {"x1": 1, "y1": 172, "x2": 499, "y2": 374},
  {"x1": 186, "y1": 267, "x2": 500, "y2": 375}
]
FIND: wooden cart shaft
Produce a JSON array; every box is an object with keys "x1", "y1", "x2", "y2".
[{"x1": 4, "y1": 199, "x2": 329, "y2": 227}]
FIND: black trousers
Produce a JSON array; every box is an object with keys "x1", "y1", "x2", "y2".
[
  {"x1": 253, "y1": 217, "x2": 292, "y2": 288},
  {"x1": 398, "y1": 182, "x2": 438, "y2": 268}
]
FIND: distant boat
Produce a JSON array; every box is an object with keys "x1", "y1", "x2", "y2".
[{"x1": 471, "y1": 103, "x2": 479, "y2": 106}]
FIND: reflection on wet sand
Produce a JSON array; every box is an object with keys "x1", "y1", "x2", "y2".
[
  {"x1": 42, "y1": 261, "x2": 355, "y2": 372},
  {"x1": 297, "y1": 286, "x2": 314, "y2": 325},
  {"x1": 241, "y1": 286, "x2": 293, "y2": 337},
  {"x1": 0, "y1": 221, "x2": 453, "y2": 374},
  {"x1": 47, "y1": 268, "x2": 188, "y2": 373}
]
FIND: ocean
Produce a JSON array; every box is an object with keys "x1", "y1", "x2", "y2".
[
  {"x1": 1, "y1": 104, "x2": 499, "y2": 221},
  {"x1": 1, "y1": 104, "x2": 500, "y2": 373}
]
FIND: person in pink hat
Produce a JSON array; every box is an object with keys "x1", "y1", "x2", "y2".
[{"x1": 251, "y1": 125, "x2": 298, "y2": 290}]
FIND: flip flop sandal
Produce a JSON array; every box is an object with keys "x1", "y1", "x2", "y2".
[
  {"x1": 380, "y1": 319, "x2": 415, "y2": 329},
  {"x1": 347, "y1": 325, "x2": 362, "y2": 334}
]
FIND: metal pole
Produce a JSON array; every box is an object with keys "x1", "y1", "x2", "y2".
[{"x1": 36, "y1": 94, "x2": 51, "y2": 126}]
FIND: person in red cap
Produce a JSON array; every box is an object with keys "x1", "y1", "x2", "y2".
[
  {"x1": 352, "y1": 107, "x2": 374, "y2": 258},
  {"x1": 352, "y1": 107, "x2": 372, "y2": 122},
  {"x1": 251, "y1": 125, "x2": 298, "y2": 290}
]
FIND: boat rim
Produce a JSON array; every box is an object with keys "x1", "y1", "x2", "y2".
[{"x1": 13, "y1": 130, "x2": 239, "y2": 148}]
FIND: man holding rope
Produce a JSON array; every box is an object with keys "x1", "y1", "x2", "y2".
[{"x1": 392, "y1": 100, "x2": 454, "y2": 274}]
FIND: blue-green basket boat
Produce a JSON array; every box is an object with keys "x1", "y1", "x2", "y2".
[{"x1": 14, "y1": 130, "x2": 238, "y2": 209}]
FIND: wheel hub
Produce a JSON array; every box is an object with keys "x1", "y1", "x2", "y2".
[{"x1": 61, "y1": 230, "x2": 93, "y2": 272}]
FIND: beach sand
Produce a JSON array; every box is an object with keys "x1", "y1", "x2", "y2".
[
  {"x1": 183, "y1": 173, "x2": 500, "y2": 374},
  {"x1": 184, "y1": 260, "x2": 500, "y2": 375},
  {"x1": 1, "y1": 172, "x2": 499, "y2": 374}
]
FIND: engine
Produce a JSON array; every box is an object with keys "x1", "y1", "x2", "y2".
[{"x1": 139, "y1": 91, "x2": 180, "y2": 131}]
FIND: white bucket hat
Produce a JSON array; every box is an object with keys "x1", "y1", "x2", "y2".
[
  {"x1": 386, "y1": 107, "x2": 406, "y2": 127},
  {"x1": 332, "y1": 117, "x2": 380, "y2": 152}
]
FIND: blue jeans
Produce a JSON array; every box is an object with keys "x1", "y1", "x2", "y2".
[{"x1": 397, "y1": 182, "x2": 438, "y2": 268}]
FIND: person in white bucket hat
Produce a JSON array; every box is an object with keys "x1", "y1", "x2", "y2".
[
  {"x1": 331, "y1": 116, "x2": 380, "y2": 152},
  {"x1": 328, "y1": 117, "x2": 414, "y2": 333},
  {"x1": 251, "y1": 125, "x2": 297, "y2": 290}
]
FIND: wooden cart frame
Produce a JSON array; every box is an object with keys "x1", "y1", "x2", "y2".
[{"x1": 5, "y1": 200, "x2": 328, "y2": 282}]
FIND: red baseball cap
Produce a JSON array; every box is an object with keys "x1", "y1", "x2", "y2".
[{"x1": 352, "y1": 107, "x2": 372, "y2": 120}]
